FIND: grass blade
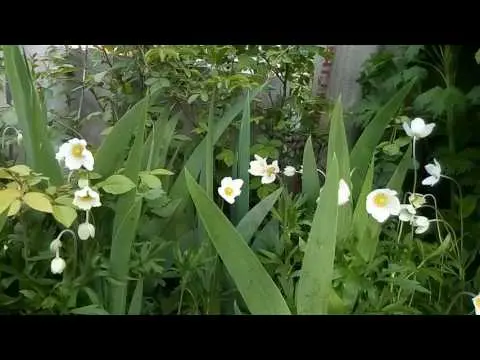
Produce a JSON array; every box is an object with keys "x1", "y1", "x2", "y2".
[
  {"x1": 185, "y1": 169, "x2": 290, "y2": 315},
  {"x1": 297, "y1": 154, "x2": 340, "y2": 314},
  {"x1": 95, "y1": 97, "x2": 148, "y2": 178},
  {"x1": 232, "y1": 91, "x2": 251, "y2": 224},
  {"x1": 350, "y1": 80, "x2": 416, "y2": 200},
  {"x1": 3, "y1": 45, "x2": 63, "y2": 185},
  {"x1": 108, "y1": 96, "x2": 149, "y2": 314},
  {"x1": 236, "y1": 187, "x2": 283, "y2": 245},
  {"x1": 302, "y1": 135, "x2": 320, "y2": 210},
  {"x1": 128, "y1": 278, "x2": 144, "y2": 315}
]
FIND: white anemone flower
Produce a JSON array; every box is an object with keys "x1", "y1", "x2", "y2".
[
  {"x1": 412, "y1": 216, "x2": 430, "y2": 234},
  {"x1": 248, "y1": 154, "x2": 268, "y2": 177},
  {"x1": 402, "y1": 118, "x2": 435, "y2": 140},
  {"x1": 218, "y1": 177, "x2": 244, "y2": 204},
  {"x1": 338, "y1": 179, "x2": 351, "y2": 206},
  {"x1": 50, "y1": 256, "x2": 66, "y2": 274},
  {"x1": 422, "y1": 159, "x2": 442, "y2": 186},
  {"x1": 399, "y1": 204, "x2": 416, "y2": 222},
  {"x1": 473, "y1": 294, "x2": 480, "y2": 315},
  {"x1": 78, "y1": 222, "x2": 95, "y2": 240},
  {"x1": 73, "y1": 186, "x2": 101, "y2": 211},
  {"x1": 55, "y1": 138, "x2": 94, "y2": 171},
  {"x1": 366, "y1": 188, "x2": 401, "y2": 223},
  {"x1": 283, "y1": 166, "x2": 296, "y2": 177},
  {"x1": 262, "y1": 161, "x2": 280, "y2": 184}
]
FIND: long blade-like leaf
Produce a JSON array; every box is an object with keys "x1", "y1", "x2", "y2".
[
  {"x1": 108, "y1": 96, "x2": 149, "y2": 314},
  {"x1": 185, "y1": 169, "x2": 290, "y2": 315},
  {"x1": 236, "y1": 187, "x2": 283, "y2": 245},
  {"x1": 302, "y1": 135, "x2": 320, "y2": 210},
  {"x1": 128, "y1": 278, "x2": 144, "y2": 315},
  {"x1": 297, "y1": 154, "x2": 340, "y2": 314},
  {"x1": 3, "y1": 45, "x2": 63, "y2": 185},
  {"x1": 350, "y1": 80, "x2": 416, "y2": 200},
  {"x1": 233, "y1": 91, "x2": 251, "y2": 224},
  {"x1": 95, "y1": 98, "x2": 148, "y2": 178}
]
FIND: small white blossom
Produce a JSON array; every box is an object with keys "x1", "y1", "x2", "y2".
[
  {"x1": 49, "y1": 238, "x2": 62, "y2": 254},
  {"x1": 409, "y1": 193, "x2": 426, "y2": 209},
  {"x1": 16, "y1": 132, "x2": 23, "y2": 146},
  {"x1": 248, "y1": 154, "x2": 280, "y2": 184},
  {"x1": 78, "y1": 222, "x2": 95, "y2": 240},
  {"x1": 55, "y1": 138, "x2": 94, "y2": 171},
  {"x1": 422, "y1": 159, "x2": 441, "y2": 186},
  {"x1": 412, "y1": 216, "x2": 430, "y2": 234},
  {"x1": 398, "y1": 204, "x2": 416, "y2": 222},
  {"x1": 402, "y1": 118, "x2": 435, "y2": 140},
  {"x1": 366, "y1": 188, "x2": 401, "y2": 223},
  {"x1": 217, "y1": 177, "x2": 244, "y2": 204},
  {"x1": 473, "y1": 294, "x2": 480, "y2": 315},
  {"x1": 50, "y1": 256, "x2": 66, "y2": 274},
  {"x1": 283, "y1": 166, "x2": 296, "y2": 177},
  {"x1": 73, "y1": 186, "x2": 101, "y2": 211}
]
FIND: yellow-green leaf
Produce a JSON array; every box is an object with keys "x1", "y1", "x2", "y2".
[
  {"x1": 0, "y1": 188, "x2": 22, "y2": 214},
  {"x1": 0, "y1": 169, "x2": 13, "y2": 179},
  {"x1": 149, "y1": 168, "x2": 174, "y2": 176},
  {"x1": 139, "y1": 173, "x2": 162, "y2": 189},
  {"x1": 7, "y1": 199, "x2": 22, "y2": 217},
  {"x1": 52, "y1": 205, "x2": 78, "y2": 228},
  {"x1": 8, "y1": 164, "x2": 32, "y2": 176},
  {"x1": 98, "y1": 174, "x2": 136, "y2": 195},
  {"x1": 55, "y1": 195, "x2": 74, "y2": 206},
  {"x1": 23, "y1": 192, "x2": 53, "y2": 213}
]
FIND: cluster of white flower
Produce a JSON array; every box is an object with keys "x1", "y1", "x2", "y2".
[{"x1": 50, "y1": 138, "x2": 101, "y2": 274}]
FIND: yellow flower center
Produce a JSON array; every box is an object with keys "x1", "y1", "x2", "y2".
[
  {"x1": 224, "y1": 187, "x2": 234, "y2": 197},
  {"x1": 266, "y1": 166, "x2": 276, "y2": 177},
  {"x1": 475, "y1": 297, "x2": 480, "y2": 308},
  {"x1": 71, "y1": 144, "x2": 85, "y2": 158},
  {"x1": 80, "y1": 194, "x2": 93, "y2": 202},
  {"x1": 373, "y1": 193, "x2": 389, "y2": 207}
]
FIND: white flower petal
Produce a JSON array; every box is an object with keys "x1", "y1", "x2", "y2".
[
  {"x1": 78, "y1": 222, "x2": 95, "y2": 240},
  {"x1": 420, "y1": 123, "x2": 435, "y2": 138},
  {"x1": 433, "y1": 158, "x2": 441, "y2": 173},
  {"x1": 283, "y1": 166, "x2": 296, "y2": 177},
  {"x1": 261, "y1": 174, "x2": 276, "y2": 184},
  {"x1": 82, "y1": 149, "x2": 95, "y2": 171},
  {"x1": 473, "y1": 295, "x2": 480, "y2": 315},
  {"x1": 421, "y1": 175, "x2": 439, "y2": 186},
  {"x1": 232, "y1": 178, "x2": 244, "y2": 191},
  {"x1": 371, "y1": 208, "x2": 391, "y2": 223},
  {"x1": 413, "y1": 216, "x2": 430, "y2": 234},
  {"x1": 387, "y1": 195, "x2": 401, "y2": 216},
  {"x1": 399, "y1": 204, "x2": 416, "y2": 222},
  {"x1": 338, "y1": 179, "x2": 351, "y2": 206},
  {"x1": 51, "y1": 256, "x2": 66, "y2": 274},
  {"x1": 221, "y1": 177, "x2": 233, "y2": 188},
  {"x1": 410, "y1": 118, "x2": 426, "y2": 135},
  {"x1": 402, "y1": 122, "x2": 413, "y2": 137}
]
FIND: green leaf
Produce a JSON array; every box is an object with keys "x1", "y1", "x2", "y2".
[
  {"x1": 108, "y1": 96, "x2": 149, "y2": 315},
  {"x1": 297, "y1": 154, "x2": 340, "y2": 314},
  {"x1": 8, "y1": 165, "x2": 31, "y2": 176},
  {"x1": 150, "y1": 168, "x2": 174, "y2": 176},
  {"x1": 459, "y1": 195, "x2": 478, "y2": 218},
  {"x1": 23, "y1": 192, "x2": 53, "y2": 213},
  {"x1": 233, "y1": 91, "x2": 251, "y2": 224},
  {"x1": 0, "y1": 189, "x2": 21, "y2": 214},
  {"x1": 95, "y1": 97, "x2": 148, "y2": 178},
  {"x1": 476, "y1": 49, "x2": 480, "y2": 64},
  {"x1": 350, "y1": 80, "x2": 416, "y2": 200},
  {"x1": 140, "y1": 173, "x2": 162, "y2": 189},
  {"x1": 236, "y1": 187, "x2": 283, "y2": 245},
  {"x1": 302, "y1": 135, "x2": 320, "y2": 209},
  {"x1": 99, "y1": 174, "x2": 136, "y2": 195},
  {"x1": 187, "y1": 93, "x2": 200, "y2": 104},
  {"x1": 52, "y1": 205, "x2": 77, "y2": 228},
  {"x1": 3, "y1": 46, "x2": 63, "y2": 185},
  {"x1": 71, "y1": 305, "x2": 110, "y2": 315},
  {"x1": 127, "y1": 278, "x2": 144, "y2": 315},
  {"x1": 185, "y1": 169, "x2": 290, "y2": 315}
]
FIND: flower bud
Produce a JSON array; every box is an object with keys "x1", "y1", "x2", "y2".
[
  {"x1": 78, "y1": 222, "x2": 95, "y2": 240},
  {"x1": 283, "y1": 166, "x2": 296, "y2": 177},
  {"x1": 51, "y1": 256, "x2": 66, "y2": 274}
]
